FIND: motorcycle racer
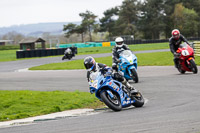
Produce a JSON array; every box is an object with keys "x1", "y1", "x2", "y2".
[
  {"x1": 169, "y1": 29, "x2": 190, "y2": 68},
  {"x1": 84, "y1": 56, "x2": 137, "y2": 94},
  {"x1": 112, "y1": 37, "x2": 131, "y2": 71}
]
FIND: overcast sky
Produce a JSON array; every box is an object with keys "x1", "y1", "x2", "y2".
[{"x1": 0, "y1": 0, "x2": 124, "y2": 27}]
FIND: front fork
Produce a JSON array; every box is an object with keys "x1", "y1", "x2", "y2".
[
  {"x1": 186, "y1": 57, "x2": 194, "y2": 68},
  {"x1": 127, "y1": 66, "x2": 136, "y2": 77}
]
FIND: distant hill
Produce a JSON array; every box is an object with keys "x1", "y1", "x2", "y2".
[{"x1": 0, "y1": 22, "x2": 81, "y2": 36}]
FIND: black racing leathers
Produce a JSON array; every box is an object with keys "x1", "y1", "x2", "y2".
[
  {"x1": 112, "y1": 44, "x2": 130, "y2": 71},
  {"x1": 169, "y1": 34, "x2": 189, "y2": 54},
  {"x1": 169, "y1": 34, "x2": 189, "y2": 68}
]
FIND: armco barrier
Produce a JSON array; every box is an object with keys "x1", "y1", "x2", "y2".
[
  {"x1": 194, "y1": 41, "x2": 200, "y2": 56},
  {"x1": 16, "y1": 47, "x2": 77, "y2": 59}
]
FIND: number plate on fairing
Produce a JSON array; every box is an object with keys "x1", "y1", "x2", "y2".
[{"x1": 181, "y1": 50, "x2": 189, "y2": 56}]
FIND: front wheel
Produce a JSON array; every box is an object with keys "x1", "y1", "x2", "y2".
[
  {"x1": 130, "y1": 69, "x2": 139, "y2": 83},
  {"x1": 189, "y1": 59, "x2": 198, "y2": 74},
  {"x1": 177, "y1": 64, "x2": 185, "y2": 74},
  {"x1": 62, "y1": 56, "x2": 65, "y2": 60},
  {"x1": 100, "y1": 91, "x2": 122, "y2": 111},
  {"x1": 131, "y1": 92, "x2": 144, "y2": 107}
]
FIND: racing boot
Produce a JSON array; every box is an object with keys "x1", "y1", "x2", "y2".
[
  {"x1": 122, "y1": 79, "x2": 138, "y2": 96},
  {"x1": 174, "y1": 57, "x2": 179, "y2": 68}
]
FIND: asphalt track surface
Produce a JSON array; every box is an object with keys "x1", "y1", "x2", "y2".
[{"x1": 1, "y1": 49, "x2": 200, "y2": 133}]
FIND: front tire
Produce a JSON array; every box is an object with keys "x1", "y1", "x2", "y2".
[
  {"x1": 62, "y1": 56, "x2": 65, "y2": 60},
  {"x1": 130, "y1": 69, "x2": 139, "y2": 83},
  {"x1": 100, "y1": 91, "x2": 122, "y2": 111},
  {"x1": 177, "y1": 64, "x2": 185, "y2": 74},
  {"x1": 189, "y1": 59, "x2": 198, "y2": 74},
  {"x1": 131, "y1": 92, "x2": 144, "y2": 107}
]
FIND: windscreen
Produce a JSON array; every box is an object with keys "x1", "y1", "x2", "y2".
[
  {"x1": 120, "y1": 50, "x2": 132, "y2": 57},
  {"x1": 179, "y1": 43, "x2": 187, "y2": 48}
]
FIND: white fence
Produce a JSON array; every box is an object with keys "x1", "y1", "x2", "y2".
[{"x1": 194, "y1": 41, "x2": 200, "y2": 56}]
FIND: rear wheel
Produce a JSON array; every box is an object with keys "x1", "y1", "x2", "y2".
[
  {"x1": 189, "y1": 59, "x2": 198, "y2": 74},
  {"x1": 131, "y1": 92, "x2": 144, "y2": 107},
  {"x1": 100, "y1": 91, "x2": 122, "y2": 111},
  {"x1": 130, "y1": 69, "x2": 139, "y2": 83}
]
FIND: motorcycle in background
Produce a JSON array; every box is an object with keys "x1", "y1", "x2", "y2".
[
  {"x1": 62, "y1": 48, "x2": 74, "y2": 60},
  {"x1": 118, "y1": 50, "x2": 139, "y2": 83},
  {"x1": 175, "y1": 43, "x2": 198, "y2": 74}
]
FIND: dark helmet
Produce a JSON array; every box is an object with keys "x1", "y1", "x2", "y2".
[{"x1": 84, "y1": 56, "x2": 96, "y2": 71}]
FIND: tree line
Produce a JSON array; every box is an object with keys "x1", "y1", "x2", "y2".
[{"x1": 63, "y1": 0, "x2": 200, "y2": 42}]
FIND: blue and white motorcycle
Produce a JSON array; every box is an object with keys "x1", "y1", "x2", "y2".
[
  {"x1": 89, "y1": 70, "x2": 144, "y2": 111},
  {"x1": 118, "y1": 50, "x2": 139, "y2": 83}
]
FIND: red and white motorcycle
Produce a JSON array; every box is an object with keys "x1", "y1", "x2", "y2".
[{"x1": 175, "y1": 43, "x2": 198, "y2": 74}]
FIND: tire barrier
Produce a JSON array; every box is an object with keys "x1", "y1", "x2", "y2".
[
  {"x1": 194, "y1": 41, "x2": 200, "y2": 56},
  {"x1": 16, "y1": 47, "x2": 77, "y2": 59}
]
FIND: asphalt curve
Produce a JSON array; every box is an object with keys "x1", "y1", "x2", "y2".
[{"x1": 0, "y1": 66, "x2": 200, "y2": 133}]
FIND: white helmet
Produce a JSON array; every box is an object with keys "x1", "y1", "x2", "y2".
[{"x1": 115, "y1": 37, "x2": 124, "y2": 47}]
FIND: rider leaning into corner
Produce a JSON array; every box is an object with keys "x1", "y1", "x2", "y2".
[
  {"x1": 112, "y1": 37, "x2": 131, "y2": 71},
  {"x1": 83, "y1": 56, "x2": 138, "y2": 96},
  {"x1": 169, "y1": 29, "x2": 190, "y2": 68}
]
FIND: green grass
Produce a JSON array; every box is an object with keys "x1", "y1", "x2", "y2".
[
  {"x1": 0, "y1": 45, "x2": 19, "y2": 50},
  {"x1": 0, "y1": 50, "x2": 63, "y2": 62},
  {"x1": 29, "y1": 51, "x2": 200, "y2": 70},
  {"x1": 0, "y1": 90, "x2": 104, "y2": 122},
  {"x1": 0, "y1": 50, "x2": 18, "y2": 62},
  {"x1": 0, "y1": 43, "x2": 169, "y2": 62},
  {"x1": 77, "y1": 42, "x2": 169, "y2": 55}
]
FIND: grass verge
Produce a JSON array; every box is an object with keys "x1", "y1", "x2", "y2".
[
  {"x1": 30, "y1": 51, "x2": 200, "y2": 70},
  {"x1": 0, "y1": 43, "x2": 169, "y2": 62},
  {"x1": 78, "y1": 42, "x2": 169, "y2": 55},
  {"x1": 0, "y1": 90, "x2": 104, "y2": 122},
  {"x1": 29, "y1": 51, "x2": 200, "y2": 70},
  {"x1": 0, "y1": 50, "x2": 18, "y2": 62}
]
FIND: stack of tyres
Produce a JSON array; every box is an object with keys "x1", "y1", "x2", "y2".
[
  {"x1": 41, "y1": 49, "x2": 46, "y2": 57},
  {"x1": 51, "y1": 49, "x2": 57, "y2": 56},
  {"x1": 16, "y1": 51, "x2": 25, "y2": 59},
  {"x1": 57, "y1": 48, "x2": 63, "y2": 55},
  {"x1": 46, "y1": 49, "x2": 51, "y2": 56},
  {"x1": 30, "y1": 50, "x2": 36, "y2": 57},
  {"x1": 16, "y1": 47, "x2": 78, "y2": 59},
  {"x1": 24, "y1": 51, "x2": 31, "y2": 58},
  {"x1": 35, "y1": 50, "x2": 41, "y2": 57},
  {"x1": 61, "y1": 48, "x2": 65, "y2": 54},
  {"x1": 56, "y1": 49, "x2": 61, "y2": 55}
]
